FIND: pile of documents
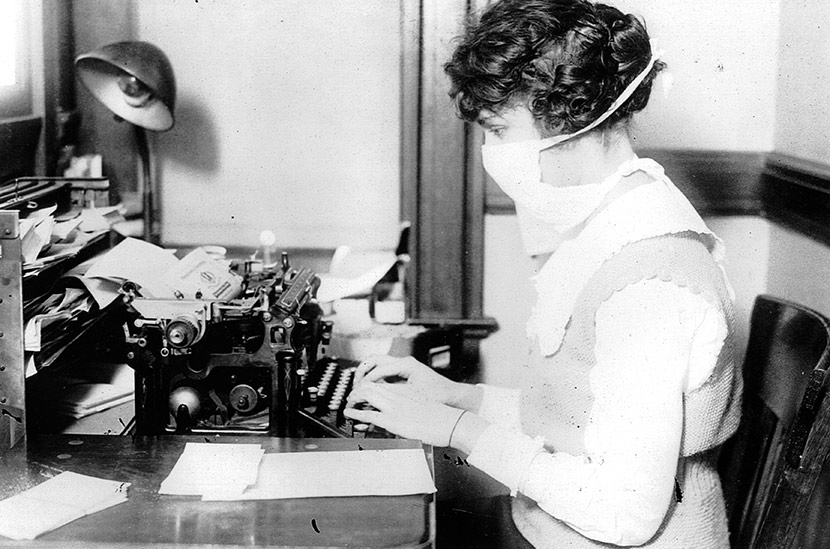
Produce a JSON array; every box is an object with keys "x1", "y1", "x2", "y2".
[
  {"x1": 21, "y1": 204, "x2": 122, "y2": 280},
  {"x1": 0, "y1": 471, "x2": 130, "y2": 541},
  {"x1": 26, "y1": 362, "x2": 134, "y2": 421},
  {"x1": 20, "y1": 205, "x2": 124, "y2": 375},
  {"x1": 23, "y1": 285, "x2": 98, "y2": 374},
  {"x1": 159, "y1": 443, "x2": 265, "y2": 498}
]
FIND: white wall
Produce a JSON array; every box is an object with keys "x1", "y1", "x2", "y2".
[
  {"x1": 774, "y1": 0, "x2": 830, "y2": 165},
  {"x1": 133, "y1": 0, "x2": 403, "y2": 251},
  {"x1": 614, "y1": 0, "x2": 781, "y2": 152},
  {"x1": 766, "y1": 224, "x2": 830, "y2": 318},
  {"x1": 481, "y1": 215, "x2": 536, "y2": 387},
  {"x1": 706, "y1": 216, "x2": 771, "y2": 368},
  {"x1": 28, "y1": 0, "x2": 45, "y2": 173}
]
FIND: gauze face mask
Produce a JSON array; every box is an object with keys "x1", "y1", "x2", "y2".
[{"x1": 481, "y1": 47, "x2": 660, "y2": 256}]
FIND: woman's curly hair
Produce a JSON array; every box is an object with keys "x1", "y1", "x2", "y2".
[{"x1": 444, "y1": 0, "x2": 666, "y2": 136}]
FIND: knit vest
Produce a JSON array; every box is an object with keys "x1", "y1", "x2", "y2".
[{"x1": 514, "y1": 233, "x2": 742, "y2": 548}]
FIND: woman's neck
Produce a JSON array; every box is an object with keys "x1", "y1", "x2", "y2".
[{"x1": 539, "y1": 130, "x2": 635, "y2": 188}]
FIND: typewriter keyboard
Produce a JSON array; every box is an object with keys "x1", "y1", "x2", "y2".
[{"x1": 301, "y1": 357, "x2": 389, "y2": 438}]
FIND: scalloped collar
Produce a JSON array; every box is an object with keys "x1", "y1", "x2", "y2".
[{"x1": 527, "y1": 157, "x2": 729, "y2": 356}]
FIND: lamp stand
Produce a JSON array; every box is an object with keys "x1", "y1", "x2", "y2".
[{"x1": 134, "y1": 125, "x2": 158, "y2": 245}]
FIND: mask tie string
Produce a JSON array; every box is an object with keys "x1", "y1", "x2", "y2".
[{"x1": 539, "y1": 40, "x2": 662, "y2": 151}]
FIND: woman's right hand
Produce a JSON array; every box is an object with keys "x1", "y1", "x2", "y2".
[{"x1": 350, "y1": 355, "x2": 480, "y2": 410}]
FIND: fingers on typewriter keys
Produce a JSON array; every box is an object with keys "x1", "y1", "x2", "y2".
[
  {"x1": 353, "y1": 360, "x2": 375, "y2": 386},
  {"x1": 348, "y1": 401, "x2": 377, "y2": 438},
  {"x1": 342, "y1": 399, "x2": 380, "y2": 438},
  {"x1": 353, "y1": 422, "x2": 370, "y2": 438}
]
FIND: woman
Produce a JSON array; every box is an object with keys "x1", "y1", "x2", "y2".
[{"x1": 345, "y1": 1, "x2": 742, "y2": 546}]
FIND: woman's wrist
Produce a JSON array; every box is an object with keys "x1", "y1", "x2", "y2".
[
  {"x1": 449, "y1": 411, "x2": 489, "y2": 454},
  {"x1": 446, "y1": 382, "x2": 484, "y2": 412}
]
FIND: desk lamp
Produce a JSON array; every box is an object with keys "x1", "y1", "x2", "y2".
[{"x1": 75, "y1": 41, "x2": 176, "y2": 244}]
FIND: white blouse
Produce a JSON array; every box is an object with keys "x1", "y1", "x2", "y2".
[
  {"x1": 470, "y1": 279, "x2": 728, "y2": 545},
  {"x1": 467, "y1": 157, "x2": 732, "y2": 545}
]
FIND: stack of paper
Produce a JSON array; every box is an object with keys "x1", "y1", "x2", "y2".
[
  {"x1": 207, "y1": 449, "x2": 437, "y2": 501},
  {"x1": 159, "y1": 443, "x2": 265, "y2": 498},
  {"x1": 28, "y1": 362, "x2": 134, "y2": 419},
  {"x1": 0, "y1": 471, "x2": 130, "y2": 541},
  {"x1": 20, "y1": 205, "x2": 121, "y2": 278},
  {"x1": 159, "y1": 444, "x2": 436, "y2": 502},
  {"x1": 22, "y1": 285, "x2": 99, "y2": 374}
]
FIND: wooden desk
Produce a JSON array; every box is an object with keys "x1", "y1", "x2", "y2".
[{"x1": 0, "y1": 435, "x2": 435, "y2": 548}]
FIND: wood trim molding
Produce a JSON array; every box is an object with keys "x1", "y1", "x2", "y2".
[
  {"x1": 402, "y1": 0, "x2": 494, "y2": 326},
  {"x1": 486, "y1": 148, "x2": 768, "y2": 216},
  {"x1": 640, "y1": 149, "x2": 766, "y2": 216},
  {"x1": 42, "y1": 0, "x2": 78, "y2": 177},
  {"x1": 761, "y1": 152, "x2": 830, "y2": 246},
  {"x1": 399, "y1": 0, "x2": 422, "y2": 321},
  {"x1": 486, "y1": 147, "x2": 830, "y2": 249}
]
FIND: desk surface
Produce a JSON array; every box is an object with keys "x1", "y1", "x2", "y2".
[{"x1": 0, "y1": 435, "x2": 434, "y2": 548}]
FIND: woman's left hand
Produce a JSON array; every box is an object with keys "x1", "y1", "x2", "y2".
[{"x1": 344, "y1": 382, "x2": 465, "y2": 447}]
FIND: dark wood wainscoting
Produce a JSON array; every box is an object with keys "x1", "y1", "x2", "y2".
[{"x1": 486, "y1": 148, "x2": 830, "y2": 249}]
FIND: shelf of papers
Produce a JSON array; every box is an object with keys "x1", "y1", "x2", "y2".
[{"x1": 0, "y1": 177, "x2": 131, "y2": 452}]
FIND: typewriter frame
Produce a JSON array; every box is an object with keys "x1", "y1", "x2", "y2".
[{"x1": 124, "y1": 260, "x2": 324, "y2": 437}]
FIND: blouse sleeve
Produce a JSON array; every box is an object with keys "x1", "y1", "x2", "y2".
[
  {"x1": 476, "y1": 384, "x2": 522, "y2": 430},
  {"x1": 466, "y1": 278, "x2": 728, "y2": 546}
]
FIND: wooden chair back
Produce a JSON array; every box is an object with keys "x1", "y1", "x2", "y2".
[{"x1": 719, "y1": 294, "x2": 830, "y2": 548}]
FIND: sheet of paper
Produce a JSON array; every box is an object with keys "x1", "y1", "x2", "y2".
[
  {"x1": 52, "y1": 216, "x2": 83, "y2": 240},
  {"x1": 317, "y1": 259, "x2": 397, "y2": 303},
  {"x1": 159, "y1": 443, "x2": 265, "y2": 497},
  {"x1": 83, "y1": 237, "x2": 179, "y2": 298},
  {"x1": 24, "y1": 354, "x2": 37, "y2": 378},
  {"x1": 67, "y1": 275, "x2": 123, "y2": 309},
  {"x1": 21, "y1": 215, "x2": 55, "y2": 265},
  {"x1": 164, "y1": 247, "x2": 242, "y2": 300},
  {"x1": 46, "y1": 363, "x2": 135, "y2": 418},
  {"x1": 77, "y1": 205, "x2": 125, "y2": 233},
  {"x1": 0, "y1": 471, "x2": 130, "y2": 541},
  {"x1": 204, "y1": 448, "x2": 435, "y2": 501},
  {"x1": 315, "y1": 245, "x2": 398, "y2": 303},
  {"x1": 24, "y1": 311, "x2": 72, "y2": 352}
]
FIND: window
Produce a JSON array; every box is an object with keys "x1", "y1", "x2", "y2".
[{"x1": 0, "y1": 0, "x2": 33, "y2": 118}]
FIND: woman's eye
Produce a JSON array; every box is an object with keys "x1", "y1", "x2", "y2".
[{"x1": 489, "y1": 127, "x2": 505, "y2": 138}]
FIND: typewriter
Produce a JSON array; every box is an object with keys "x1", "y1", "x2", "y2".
[{"x1": 121, "y1": 252, "x2": 379, "y2": 438}]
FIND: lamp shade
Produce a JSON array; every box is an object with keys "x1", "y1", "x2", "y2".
[{"x1": 75, "y1": 41, "x2": 176, "y2": 131}]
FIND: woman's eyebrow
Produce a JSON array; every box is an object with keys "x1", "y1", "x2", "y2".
[{"x1": 477, "y1": 114, "x2": 501, "y2": 127}]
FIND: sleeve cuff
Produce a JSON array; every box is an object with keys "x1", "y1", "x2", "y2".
[
  {"x1": 476, "y1": 384, "x2": 522, "y2": 429},
  {"x1": 466, "y1": 423, "x2": 544, "y2": 495}
]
